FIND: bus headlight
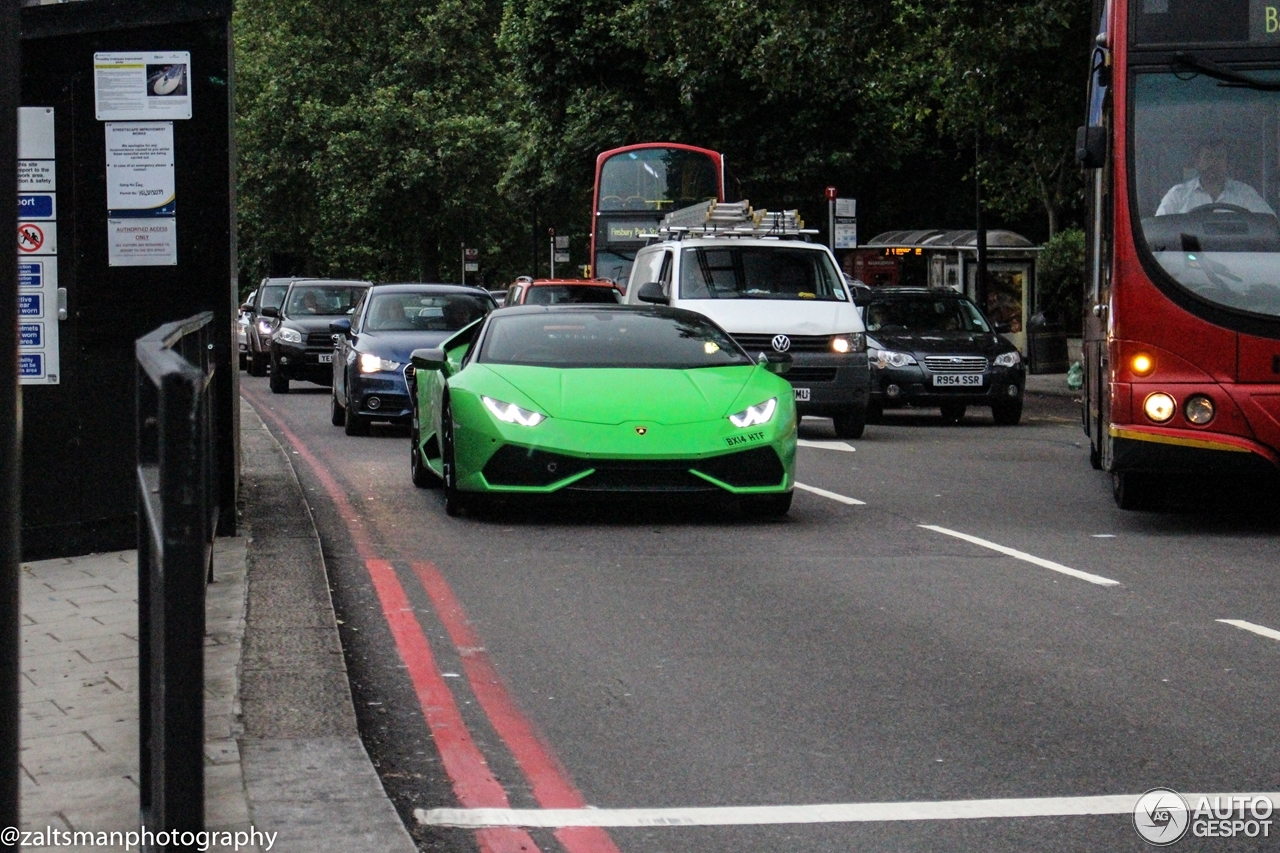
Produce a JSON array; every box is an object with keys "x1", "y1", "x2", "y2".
[
  {"x1": 1143, "y1": 392, "x2": 1176, "y2": 423},
  {"x1": 1184, "y1": 395, "x2": 1215, "y2": 425}
]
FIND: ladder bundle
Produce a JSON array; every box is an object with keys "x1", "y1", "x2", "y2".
[{"x1": 650, "y1": 199, "x2": 815, "y2": 239}]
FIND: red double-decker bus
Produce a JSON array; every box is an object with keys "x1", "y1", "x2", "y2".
[
  {"x1": 1080, "y1": 0, "x2": 1280, "y2": 507},
  {"x1": 590, "y1": 143, "x2": 724, "y2": 285}
]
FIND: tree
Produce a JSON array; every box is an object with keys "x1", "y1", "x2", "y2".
[
  {"x1": 885, "y1": 0, "x2": 1093, "y2": 236},
  {"x1": 1036, "y1": 227, "x2": 1085, "y2": 333}
]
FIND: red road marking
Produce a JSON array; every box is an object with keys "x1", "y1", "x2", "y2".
[
  {"x1": 244, "y1": 393, "x2": 542, "y2": 853},
  {"x1": 414, "y1": 561, "x2": 624, "y2": 853}
]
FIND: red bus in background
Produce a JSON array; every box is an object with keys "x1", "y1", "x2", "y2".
[
  {"x1": 590, "y1": 143, "x2": 724, "y2": 285},
  {"x1": 1080, "y1": 0, "x2": 1280, "y2": 508}
]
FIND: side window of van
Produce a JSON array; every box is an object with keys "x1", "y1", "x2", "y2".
[{"x1": 630, "y1": 249, "x2": 670, "y2": 299}]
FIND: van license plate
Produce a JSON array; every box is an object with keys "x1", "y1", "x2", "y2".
[
  {"x1": 794, "y1": 387, "x2": 810, "y2": 402},
  {"x1": 318, "y1": 353, "x2": 333, "y2": 364},
  {"x1": 933, "y1": 374, "x2": 981, "y2": 387}
]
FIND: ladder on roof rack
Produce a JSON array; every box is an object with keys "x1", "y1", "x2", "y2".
[{"x1": 646, "y1": 199, "x2": 816, "y2": 239}]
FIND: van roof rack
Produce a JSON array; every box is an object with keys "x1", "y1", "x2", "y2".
[{"x1": 642, "y1": 200, "x2": 818, "y2": 241}]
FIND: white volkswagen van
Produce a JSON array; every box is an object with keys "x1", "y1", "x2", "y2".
[{"x1": 623, "y1": 205, "x2": 871, "y2": 437}]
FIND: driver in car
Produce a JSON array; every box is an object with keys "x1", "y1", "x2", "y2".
[{"x1": 1156, "y1": 139, "x2": 1275, "y2": 216}]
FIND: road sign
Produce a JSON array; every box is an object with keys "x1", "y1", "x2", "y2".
[
  {"x1": 825, "y1": 186, "x2": 838, "y2": 201},
  {"x1": 554, "y1": 251, "x2": 570, "y2": 264},
  {"x1": 464, "y1": 262, "x2": 479, "y2": 272},
  {"x1": 555, "y1": 235, "x2": 569, "y2": 250},
  {"x1": 464, "y1": 247, "x2": 478, "y2": 261}
]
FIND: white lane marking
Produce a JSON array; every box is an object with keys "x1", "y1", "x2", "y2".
[
  {"x1": 918, "y1": 525, "x2": 1120, "y2": 587},
  {"x1": 797, "y1": 439, "x2": 855, "y2": 452},
  {"x1": 795, "y1": 482, "x2": 866, "y2": 505},
  {"x1": 1217, "y1": 619, "x2": 1280, "y2": 643},
  {"x1": 1091, "y1": 534, "x2": 1116, "y2": 538},
  {"x1": 417, "y1": 792, "x2": 1280, "y2": 828}
]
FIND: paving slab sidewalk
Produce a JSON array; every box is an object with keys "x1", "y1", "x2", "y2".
[{"x1": 17, "y1": 397, "x2": 415, "y2": 853}]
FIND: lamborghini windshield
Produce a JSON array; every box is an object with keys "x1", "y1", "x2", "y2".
[{"x1": 477, "y1": 309, "x2": 751, "y2": 369}]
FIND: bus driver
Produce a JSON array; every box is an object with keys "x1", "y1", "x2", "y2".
[{"x1": 1156, "y1": 139, "x2": 1275, "y2": 216}]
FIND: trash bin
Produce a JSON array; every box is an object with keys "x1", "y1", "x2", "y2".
[{"x1": 1027, "y1": 311, "x2": 1069, "y2": 374}]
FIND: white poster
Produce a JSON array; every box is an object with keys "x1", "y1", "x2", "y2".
[
  {"x1": 834, "y1": 221, "x2": 859, "y2": 249},
  {"x1": 94, "y1": 51, "x2": 192, "y2": 121},
  {"x1": 17, "y1": 107, "x2": 60, "y2": 384},
  {"x1": 105, "y1": 122, "x2": 175, "y2": 215},
  {"x1": 108, "y1": 218, "x2": 177, "y2": 266}
]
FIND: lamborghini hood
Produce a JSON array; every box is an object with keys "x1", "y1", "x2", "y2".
[{"x1": 474, "y1": 365, "x2": 769, "y2": 425}]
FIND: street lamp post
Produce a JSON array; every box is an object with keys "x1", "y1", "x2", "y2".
[{"x1": 974, "y1": 124, "x2": 988, "y2": 315}]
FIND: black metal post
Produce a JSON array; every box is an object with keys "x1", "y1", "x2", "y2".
[
  {"x1": 137, "y1": 314, "x2": 215, "y2": 848},
  {"x1": 974, "y1": 124, "x2": 989, "y2": 315},
  {"x1": 2, "y1": 0, "x2": 23, "y2": 841}
]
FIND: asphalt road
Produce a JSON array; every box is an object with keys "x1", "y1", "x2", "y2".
[{"x1": 240, "y1": 375, "x2": 1280, "y2": 853}]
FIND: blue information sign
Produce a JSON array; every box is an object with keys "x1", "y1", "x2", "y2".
[
  {"x1": 18, "y1": 194, "x2": 55, "y2": 219},
  {"x1": 19, "y1": 262, "x2": 42, "y2": 288},
  {"x1": 19, "y1": 354, "x2": 43, "y2": 377},
  {"x1": 18, "y1": 294, "x2": 42, "y2": 316},
  {"x1": 20, "y1": 324, "x2": 43, "y2": 347}
]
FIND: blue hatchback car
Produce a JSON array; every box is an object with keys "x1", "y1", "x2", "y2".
[{"x1": 330, "y1": 283, "x2": 496, "y2": 435}]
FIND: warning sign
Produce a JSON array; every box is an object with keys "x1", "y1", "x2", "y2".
[
  {"x1": 18, "y1": 221, "x2": 57, "y2": 254},
  {"x1": 18, "y1": 223, "x2": 45, "y2": 253}
]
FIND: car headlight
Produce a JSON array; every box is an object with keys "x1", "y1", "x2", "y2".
[
  {"x1": 277, "y1": 327, "x2": 302, "y2": 344},
  {"x1": 831, "y1": 333, "x2": 865, "y2": 354},
  {"x1": 873, "y1": 349, "x2": 918, "y2": 369},
  {"x1": 728, "y1": 397, "x2": 777, "y2": 428},
  {"x1": 359, "y1": 353, "x2": 402, "y2": 373},
  {"x1": 994, "y1": 351, "x2": 1021, "y2": 368},
  {"x1": 481, "y1": 396, "x2": 546, "y2": 426},
  {"x1": 257, "y1": 318, "x2": 277, "y2": 335}
]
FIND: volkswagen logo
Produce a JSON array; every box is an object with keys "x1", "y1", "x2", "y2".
[{"x1": 771, "y1": 334, "x2": 792, "y2": 353}]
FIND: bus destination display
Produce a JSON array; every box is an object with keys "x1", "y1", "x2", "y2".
[{"x1": 1134, "y1": 0, "x2": 1280, "y2": 45}]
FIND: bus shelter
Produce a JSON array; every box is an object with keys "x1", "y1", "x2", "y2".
[{"x1": 862, "y1": 229, "x2": 1040, "y2": 355}]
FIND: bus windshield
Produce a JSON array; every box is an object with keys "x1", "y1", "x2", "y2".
[
  {"x1": 597, "y1": 148, "x2": 719, "y2": 212},
  {"x1": 1132, "y1": 68, "x2": 1280, "y2": 317}
]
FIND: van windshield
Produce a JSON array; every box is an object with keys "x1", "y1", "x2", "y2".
[{"x1": 679, "y1": 246, "x2": 846, "y2": 301}]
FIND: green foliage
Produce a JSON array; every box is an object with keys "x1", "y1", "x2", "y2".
[
  {"x1": 1036, "y1": 227, "x2": 1085, "y2": 332},
  {"x1": 234, "y1": 0, "x2": 1094, "y2": 285}
]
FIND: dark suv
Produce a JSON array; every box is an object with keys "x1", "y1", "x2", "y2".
[
  {"x1": 243, "y1": 277, "x2": 300, "y2": 377},
  {"x1": 861, "y1": 287, "x2": 1025, "y2": 425},
  {"x1": 263, "y1": 279, "x2": 371, "y2": 393}
]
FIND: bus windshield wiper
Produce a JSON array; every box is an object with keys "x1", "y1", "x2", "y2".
[{"x1": 1172, "y1": 52, "x2": 1280, "y2": 92}]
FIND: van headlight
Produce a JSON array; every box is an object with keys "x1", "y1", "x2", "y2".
[
  {"x1": 994, "y1": 351, "x2": 1021, "y2": 367},
  {"x1": 277, "y1": 327, "x2": 303, "y2": 344},
  {"x1": 873, "y1": 350, "x2": 917, "y2": 369},
  {"x1": 831, "y1": 333, "x2": 865, "y2": 354},
  {"x1": 728, "y1": 398, "x2": 777, "y2": 428}
]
